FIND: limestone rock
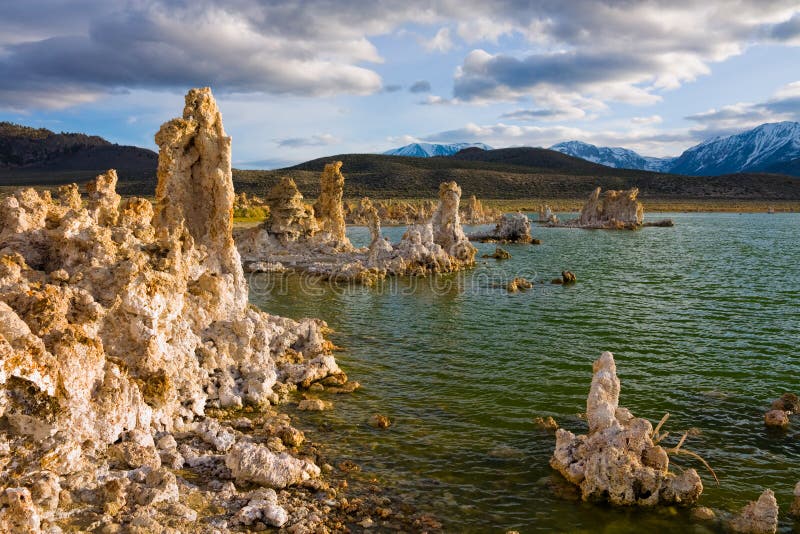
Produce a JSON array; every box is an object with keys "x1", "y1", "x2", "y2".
[
  {"x1": 764, "y1": 409, "x2": 789, "y2": 428},
  {"x1": 265, "y1": 177, "x2": 319, "y2": 242},
  {"x1": 790, "y1": 481, "x2": 800, "y2": 518},
  {"x1": 0, "y1": 488, "x2": 41, "y2": 534},
  {"x1": 470, "y1": 212, "x2": 533, "y2": 243},
  {"x1": 237, "y1": 175, "x2": 476, "y2": 283},
  {"x1": 0, "y1": 88, "x2": 343, "y2": 530},
  {"x1": 576, "y1": 187, "x2": 644, "y2": 229},
  {"x1": 550, "y1": 352, "x2": 703, "y2": 506},
  {"x1": 313, "y1": 161, "x2": 350, "y2": 248},
  {"x1": 225, "y1": 441, "x2": 320, "y2": 488},
  {"x1": 770, "y1": 393, "x2": 800, "y2": 413},
  {"x1": 431, "y1": 181, "x2": 476, "y2": 262},
  {"x1": 729, "y1": 489, "x2": 779, "y2": 534},
  {"x1": 539, "y1": 204, "x2": 558, "y2": 225},
  {"x1": 370, "y1": 414, "x2": 391, "y2": 429},
  {"x1": 461, "y1": 195, "x2": 500, "y2": 225},
  {"x1": 482, "y1": 247, "x2": 511, "y2": 260},
  {"x1": 507, "y1": 277, "x2": 533, "y2": 292}
]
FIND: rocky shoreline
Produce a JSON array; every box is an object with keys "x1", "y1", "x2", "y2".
[{"x1": 0, "y1": 88, "x2": 407, "y2": 533}]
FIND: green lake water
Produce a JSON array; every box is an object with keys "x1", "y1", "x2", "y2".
[{"x1": 248, "y1": 213, "x2": 800, "y2": 533}]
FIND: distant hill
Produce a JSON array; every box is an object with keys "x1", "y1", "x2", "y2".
[
  {"x1": 232, "y1": 150, "x2": 800, "y2": 201},
  {"x1": 0, "y1": 122, "x2": 157, "y2": 194},
  {"x1": 549, "y1": 122, "x2": 800, "y2": 177},
  {"x1": 383, "y1": 142, "x2": 492, "y2": 157}
]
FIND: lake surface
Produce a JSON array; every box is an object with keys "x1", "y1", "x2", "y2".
[{"x1": 248, "y1": 213, "x2": 800, "y2": 533}]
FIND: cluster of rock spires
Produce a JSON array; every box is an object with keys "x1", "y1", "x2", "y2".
[
  {"x1": 548, "y1": 187, "x2": 673, "y2": 229},
  {"x1": 0, "y1": 89, "x2": 348, "y2": 532},
  {"x1": 553, "y1": 351, "x2": 794, "y2": 534},
  {"x1": 344, "y1": 195, "x2": 499, "y2": 226},
  {"x1": 236, "y1": 169, "x2": 477, "y2": 284}
]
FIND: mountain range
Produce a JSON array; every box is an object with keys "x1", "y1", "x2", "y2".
[
  {"x1": 386, "y1": 122, "x2": 800, "y2": 177},
  {"x1": 552, "y1": 122, "x2": 800, "y2": 177},
  {"x1": 383, "y1": 142, "x2": 492, "y2": 158}
]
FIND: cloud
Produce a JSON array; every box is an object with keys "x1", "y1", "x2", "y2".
[
  {"x1": 383, "y1": 84, "x2": 403, "y2": 93},
  {"x1": 421, "y1": 27, "x2": 453, "y2": 53},
  {"x1": 1, "y1": 0, "x2": 798, "y2": 116},
  {"x1": 447, "y1": 2, "x2": 799, "y2": 111},
  {"x1": 409, "y1": 80, "x2": 432, "y2": 93},
  {"x1": 685, "y1": 81, "x2": 800, "y2": 136},
  {"x1": 275, "y1": 134, "x2": 339, "y2": 148},
  {"x1": 631, "y1": 115, "x2": 663, "y2": 125},
  {"x1": 418, "y1": 121, "x2": 695, "y2": 156},
  {"x1": 418, "y1": 95, "x2": 452, "y2": 105}
]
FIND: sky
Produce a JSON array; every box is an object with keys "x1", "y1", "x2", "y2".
[{"x1": 1, "y1": 0, "x2": 799, "y2": 168}]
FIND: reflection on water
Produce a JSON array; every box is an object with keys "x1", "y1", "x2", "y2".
[{"x1": 249, "y1": 213, "x2": 800, "y2": 533}]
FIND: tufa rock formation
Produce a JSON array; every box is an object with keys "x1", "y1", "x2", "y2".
[
  {"x1": 551, "y1": 352, "x2": 703, "y2": 506},
  {"x1": 470, "y1": 212, "x2": 534, "y2": 244},
  {"x1": 237, "y1": 173, "x2": 477, "y2": 283},
  {"x1": 461, "y1": 195, "x2": 501, "y2": 225},
  {"x1": 264, "y1": 176, "x2": 318, "y2": 242},
  {"x1": 790, "y1": 481, "x2": 800, "y2": 518},
  {"x1": 313, "y1": 161, "x2": 350, "y2": 248},
  {"x1": 0, "y1": 88, "x2": 346, "y2": 532},
  {"x1": 729, "y1": 489, "x2": 779, "y2": 534},
  {"x1": 578, "y1": 187, "x2": 644, "y2": 229}
]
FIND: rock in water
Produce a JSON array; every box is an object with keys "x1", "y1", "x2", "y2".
[
  {"x1": 314, "y1": 161, "x2": 351, "y2": 249},
  {"x1": 431, "y1": 181, "x2": 476, "y2": 262},
  {"x1": 790, "y1": 481, "x2": 800, "y2": 518},
  {"x1": 0, "y1": 87, "x2": 344, "y2": 531},
  {"x1": 575, "y1": 187, "x2": 644, "y2": 229},
  {"x1": 550, "y1": 352, "x2": 703, "y2": 506},
  {"x1": 729, "y1": 490, "x2": 779, "y2": 534},
  {"x1": 471, "y1": 212, "x2": 533, "y2": 243}
]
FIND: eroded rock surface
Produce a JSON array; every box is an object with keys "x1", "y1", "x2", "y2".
[
  {"x1": 729, "y1": 489, "x2": 779, "y2": 534},
  {"x1": 237, "y1": 174, "x2": 477, "y2": 284},
  {"x1": 471, "y1": 212, "x2": 533, "y2": 243},
  {"x1": 550, "y1": 352, "x2": 703, "y2": 506},
  {"x1": 0, "y1": 88, "x2": 345, "y2": 532}
]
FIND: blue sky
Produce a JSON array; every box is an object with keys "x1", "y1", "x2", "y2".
[{"x1": 1, "y1": 1, "x2": 799, "y2": 168}]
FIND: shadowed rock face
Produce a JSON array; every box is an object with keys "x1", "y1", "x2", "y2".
[
  {"x1": 551, "y1": 352, "x2": 703, "y2": 507},
  {"x1": 0, "y1": 88, "x2": 343, "y2": 532}
]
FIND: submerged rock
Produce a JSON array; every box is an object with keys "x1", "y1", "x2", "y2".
[
  {"x1": 764, "y1": 409, "x2": 789, "y2": 428},
  {"x1": 729, "y1": 489, "x2": 779, "y2": 534},
  {"x1": 482, "y1": 247, "x2": 511, "y2": 260},
  {"x1": 550, "y1": 352, "x2": 703, "y2": 506},
  {"x1": 770, "y1": 393, "x2": 800, "y2": 413},
  {"x1": 507, "y1": 277, "x2": 533, "y2": 292},
  {"x1": 370, "y1": 414, "x2": 392, "y2": 429}
]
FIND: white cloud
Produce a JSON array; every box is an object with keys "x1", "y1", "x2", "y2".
[
  {"x1": 631, "y1": 115, "x2": 663, "y2": 125},
  {"x1": 421, "y1": 27, "x2": 453, "y2": 53}
]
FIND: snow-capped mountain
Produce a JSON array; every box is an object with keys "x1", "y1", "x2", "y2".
[
  {"x1": 550, "y1": 122, "x2": 800, "y2": 176},
  {"x1": 668, "y1": 122, "x2": 800, "y2": 176},
  {"x1": 549, "y1": 140, "x2": 674, "y2": 172},
  {"x1": 383, "y1": 142, "x2": 493, "y2": 158}
]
